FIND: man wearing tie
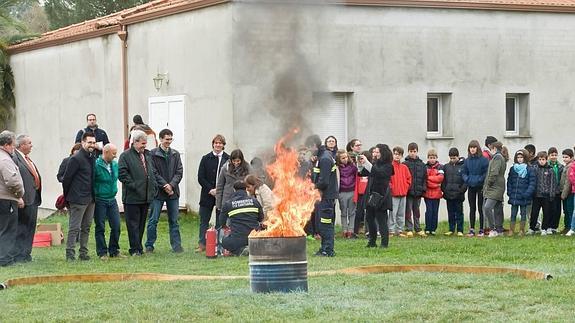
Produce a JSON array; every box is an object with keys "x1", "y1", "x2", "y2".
[
  {"x1": 196, "y1": 134, "x2": 229, "y2": 252},
  {"x1": 12, "y1": 135, "x2": 42, "y2": 263}
]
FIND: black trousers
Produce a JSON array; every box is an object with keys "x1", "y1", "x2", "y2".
[
  {"x1": 0, "y1": 199, "x2": 18, "y2": 266},
  {"x1": 468, "y1": 187, "x2": 484, "y2": 231},
  {"x1": 124, "y1": 203, "x2": 149, "y2": 255},
  {"x1": 222, "y1": 233, "x2": 248, "y2": 256},
  {"x1": 14, "y1": 204, "x2": 38, "y2": 262},
  {"x1": 366, "y1": 206, "x2": 388, "y2": 247},
  {"x1": 531, "y1": 197, "x2": 553, "y2": 231},
  {"x1": 354, "y1": 194, "x2": 366, "y2": 234}
]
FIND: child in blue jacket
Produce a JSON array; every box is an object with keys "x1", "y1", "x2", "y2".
[{"x1": 506, "y1": 149, "x2": 536, "y2": 236}]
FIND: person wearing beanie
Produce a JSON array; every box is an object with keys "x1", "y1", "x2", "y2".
[{"x1": 482, "y1": 136, "x2": 498, "y2": 161}]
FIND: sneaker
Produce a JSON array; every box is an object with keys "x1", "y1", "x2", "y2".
[
  {"x1": 444, "y1": 231, "x2": 453, "y2": 236},
  {"x1": 566, "y1": 230, "x2": 575, "y2": 236},
  {"x1": 425, "y1": 231, "x2": 431, "y2": 235},
  {"x1": 79, "y1": 254, "x2": 90, "y2": 261},
  {"x1": 430, "y1": 231, "x2": 436, "y2": 236},
  {"x1": 110, "y1": 253, "x2": 127, "y2": 259},
  {"x1": 547, "y1": 228, "x2": 555, "y2": 235},
  {"x1": 488, "y1": 231, "x2": 498, "y2": 238},
  {"x1": 418, "y1": 231, "x2": 428, "y2": 237},
  {"x1": 541, "y1": 230, "x2": 547, "y2": 236},
  {"x1": 477, "y1": 230, "x2": 485, "y2": 237},
  {"x1": 526, "y1": 229, "x2": 535, "y2": 235},
  {"x1": 314, "y1": 250, "x2": 329, "y2": 257},
  {"x1": 398, "y1": 232, "x2": 407, "y2": 238},
  {"x1": 406, "y1": 231, "x2": 414, "y2": 237},
  {"x1": 467, "y1": 230, "x2": 475, "y2": 237},
  {"x1": 99, "y1": 255, "x2": 109, "y2": 261},
  {"x1": 194, "y1": 244, "x2": 206, "y2": 253},
  {"x1": 173, "y1": 246, "x2": 184, "y2": 253},
  {"x1": 145, "y1": 247, "x2": 154, "y2": 254},
  {"x1": 457, "y1": 232, "x2": 464, "y2": 237}
]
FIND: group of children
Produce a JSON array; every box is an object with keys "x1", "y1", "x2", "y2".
[{"x1": 332, "y1": 136, "x2": 575, "y2": 239}]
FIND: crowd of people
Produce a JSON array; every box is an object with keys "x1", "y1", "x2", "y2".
[{"x1": 1, "y1": 112, "x2": 573, "y2": 265}]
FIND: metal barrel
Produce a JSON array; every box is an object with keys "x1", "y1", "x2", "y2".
[{"x1": 248, "y1": 236, "x2": 308, "y2": 293}]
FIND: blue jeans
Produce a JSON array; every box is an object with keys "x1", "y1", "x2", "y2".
[
  {"x1": 510, "y1": 204, "x2": 527, "y2": 223},
  {"x1": 424, "y1": 198, "x2": 440, "y2": 232},
  {"x1": 564, "y1": 194, "x2": 574, "y2": 230},
  {"x1": 145, "y1": 198, "x2": 182, "y2": 251},
  {"x1": 94, "y1": 199, "x2": 121, "y2": 257},
  {"x1": 446, "y1": 199, "x2": 464, "y2": 233}
]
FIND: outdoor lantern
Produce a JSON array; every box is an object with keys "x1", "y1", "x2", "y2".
[{"x1": 153, "y1": 72, "x2": 169, "y2": 91}]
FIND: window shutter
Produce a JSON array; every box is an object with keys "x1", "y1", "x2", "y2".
[{"x1": 310, "y1": 93, "x2": 348, "y2": 146}]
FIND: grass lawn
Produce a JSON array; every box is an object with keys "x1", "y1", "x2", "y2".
[{"x1": 1, "y1": 212, "x2": 574, "y2": 322}]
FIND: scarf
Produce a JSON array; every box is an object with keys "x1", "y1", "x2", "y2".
[{"x1": 513, "y1": 163, "x2": 528, "y2": 178}]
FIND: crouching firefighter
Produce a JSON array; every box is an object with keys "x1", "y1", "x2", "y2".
[
  {"x1": 220, "y1": 181, "x2": 264, "y2": 256},
  {"x1": 313, "y1": 143, "x2": 338, "y2": 257}
]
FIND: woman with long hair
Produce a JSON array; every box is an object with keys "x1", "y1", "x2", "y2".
[
  {"x1": 324, "y1": 135, "x2": 338, "y2": 159},
  {"x1": 358, "y1": 144, "x2": 394, "y2": 248},
  {"x1": 244, "y1": 174, "x2": 276, "y2": 221},
  {"x1": 216, "y1": 149, "x2": 252, "y2": 226},
  {"x1": 462, "y1": 140, "x2": 489, "y2": 237},
  {"x1": 483, "y1": 141, "x2": 507, "y2": 237}
]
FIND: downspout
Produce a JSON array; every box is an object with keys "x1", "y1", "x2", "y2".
[{"x1": 117, "y1": 25, "x2": 129, "y2": 140}]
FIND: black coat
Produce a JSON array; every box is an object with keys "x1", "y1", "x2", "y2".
[
  {"x1": 62, "y1": 148, "x2": 95, "y2": 204},
  {"x1": 314, "y1": 149, "x2": 338, "y2": 200},
  {"x1": 403, "y1": 156, "x2": 427, "y2": 197},
  {"x1": 362, "y1": 161, "x2": 394, "y2": 211},
  {"x1": 441, "y1": 158, "x2": 467, "y2": 201},
  {"x1": 150, "y1": 147, "x2": 183, "y2": 200},
  {"x1": 118, "y1": 147, "x2": 156, "y2": 204},
  {"x1": 75, "y1": 126, "x2": 109, "y2": 146},
  {"x1": 197, "y1": 151, "x2": 229, "y2": 208}
]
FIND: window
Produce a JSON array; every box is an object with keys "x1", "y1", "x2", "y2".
[
  {"x1": 427, "y1": 95, "x2": 442, "y2": 134},
  {"x1": 310, "y1": 92, "x2": 350, "y2": 144},
  {"x1": 426, "y1": 93, "x2": 452, "y2": 138},
  {"x1": 505, "y1": 93, "x2": 530, "y2": 137}
]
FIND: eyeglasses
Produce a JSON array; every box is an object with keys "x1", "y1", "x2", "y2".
[{"x1": 354, "y1": 143, "x2": 362, "y2": 147}]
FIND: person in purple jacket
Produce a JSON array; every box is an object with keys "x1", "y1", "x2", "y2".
[{"x1": 337, "y1": 150, "x2": 358, "y2": 238}]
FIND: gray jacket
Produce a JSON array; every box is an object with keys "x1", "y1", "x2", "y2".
[
  {"x1": 215, "y1": 161, "x2": 251, "y2": 210},
  {"x1": 0, "y1": 149, "x2": 24, "y2": 202}
]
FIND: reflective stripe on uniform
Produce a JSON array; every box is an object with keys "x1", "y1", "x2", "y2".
[
  {"x1": 228, "y1": 207, "x2": 259, "y2": 216},
  {"x1": 313, "y1": 167, "x2": 320, "y2": 173},
  {"x1": 320, "y1": 217, "x2": 332, "y2": 224},
  {"x1": 331, "y1": 165, "x2": 337, "y2": 172}
]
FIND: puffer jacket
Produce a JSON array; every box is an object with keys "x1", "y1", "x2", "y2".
[
  {"x1": 423, "y1": 162, "x2": 444, "y2": 200},
  {"x1": 561, "y1": 161, "x2": 573, "y2": 200},
  {"x1": 506, "y1": 164, "x2": 536, "y2": 206},
  {"x1": 535, "y1": 163, "x2": 560, "y2": 198},
  {"x1": 403, "y1": 156, "x2": 427, "y2": 197},
  {"x1": 441, "y1": 158, "x2": 467, "y2": 201},
  {"x1": 483, "y1": 152, "x2": 507, "y2": 201},
  {"x1": 462, "y1": 154, "x2": 489, "y2": 188}
]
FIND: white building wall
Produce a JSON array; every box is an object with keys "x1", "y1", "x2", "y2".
[{"x1": 11, "y1": 35, "x2": 123, "y2": 215}]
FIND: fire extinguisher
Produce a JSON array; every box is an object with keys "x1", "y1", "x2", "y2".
[{"x1": 205, "y1": 227, "x2": 217, "y2": 258}]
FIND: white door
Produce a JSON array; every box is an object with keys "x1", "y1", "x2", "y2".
[{"x1": 148, "y1": 95, "x2": 187, "y2": 208}]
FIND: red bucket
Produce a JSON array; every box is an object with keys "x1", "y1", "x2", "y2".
[{"x1": 32, "y1": 232, "x2": 52, "y2": 247}]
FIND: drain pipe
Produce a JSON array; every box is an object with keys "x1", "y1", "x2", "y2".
[{"x1": 118, "y1": 25, "x2": 129, "y2": 140}]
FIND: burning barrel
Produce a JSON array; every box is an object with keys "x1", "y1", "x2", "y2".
[{"x1": 248, "y1": 236, "x2": 307, "y2": 293}]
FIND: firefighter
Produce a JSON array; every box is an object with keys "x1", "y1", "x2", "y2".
[
  {"x1": 221, "y1": 181, "x2": 264, "y2": 256},
  {"x1": 313, "y1": 136, "x2": 339, "y2": 257}
]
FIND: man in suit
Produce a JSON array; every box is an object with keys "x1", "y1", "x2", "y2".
[
  {"x1": 12, "y1": 135, "x2": 42, "y2": 263},
  {"x1": 195, "y1": 134, "x2": 229, "y2": 252}
]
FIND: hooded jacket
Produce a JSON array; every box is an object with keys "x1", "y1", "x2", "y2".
[
  {"x1": 506, "y1": 164, "x2": 536, "y2": 206},
  {"x1": 390, "y1": 160, "x2": 411, "y2": 197},
  {"x1": 462, "y1": 154, "x2": 489, "y2": 188},
  {"x1": 441, "y1": 158, "x2": 467, "y2": 201},
  {"x1": 483, "y1": 152, "x2": 507, "y2": 201},
  {"x1": 423, "y1": 162, "x2": 444, "y2": 200},
  {"x1": 403, "y1": 156, "x2": 427, "y2": 197},
  {"x1": 338, "y1": 162, "x2": 357, "y2": 192}
]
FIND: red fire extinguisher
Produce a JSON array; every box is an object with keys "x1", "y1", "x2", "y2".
[{"x1": 205, "y1": 227, "x2": 217, "y2": 258}]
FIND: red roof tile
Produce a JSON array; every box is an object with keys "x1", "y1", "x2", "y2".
[{"x1": 9, "y1": 0, "x2": 575, "y2": 54}]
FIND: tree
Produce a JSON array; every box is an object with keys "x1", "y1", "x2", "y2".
[{"x1": 44, "y1": 0, "x2": 152, "y2": 30}]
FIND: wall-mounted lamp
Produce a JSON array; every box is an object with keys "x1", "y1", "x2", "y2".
[{"x1": 153, "y1": 72, "x2": 169, "y2": 91}]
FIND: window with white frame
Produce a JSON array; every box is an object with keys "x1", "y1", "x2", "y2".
[
  {"x1": 505, "y1": 93, "x2": 530, "y2": 136},
  {"x1": 427, "y1": 93, "x2": 452, "y2": 137},
  {"x1": 310, "y1": 92, "x2": 350, "y2": 145}
]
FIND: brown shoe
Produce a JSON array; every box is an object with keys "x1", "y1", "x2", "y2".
[{"x1": 194, "y1": 244, "x2": 206, "y2": 253}]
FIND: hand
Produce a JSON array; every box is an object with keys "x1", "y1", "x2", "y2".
[
  {"x1": 163, "y1": 184, "x2": 172, "y2": 192},
  {"x1": 358, "y1": 155, "x2": 366, "y2": 165},
  {"x1": 208, "y1": 188, "x2": 217, "y2": 196},
  {"x1": 17, "y1": 198, "x2": 24, "y2": 209}
]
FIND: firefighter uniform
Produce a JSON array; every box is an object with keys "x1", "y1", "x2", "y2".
[
  {"x1": 313, "y1": 148, "x2": 338, "y2": 257},
  {"x1": 221, "y1": 190, "x2": 264, "y2": 256}
]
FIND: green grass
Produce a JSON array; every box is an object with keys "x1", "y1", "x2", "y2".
[{"x1": 1, "y1": 213, "x2": 574, "y2": 322}]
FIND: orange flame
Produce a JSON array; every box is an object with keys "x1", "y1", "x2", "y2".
[{"x1": 249, "y1": 130, "x2": 321, "y2": 238}]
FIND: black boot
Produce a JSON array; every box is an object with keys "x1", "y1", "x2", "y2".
[{"x1": 366, "y1": 240, "x2": 377, "y2": 248}]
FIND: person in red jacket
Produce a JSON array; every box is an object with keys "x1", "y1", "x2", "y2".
[
  {"x1": 423, "y1": 148, "x2": 444, "y2": 235},
  {"x1": 389, "y1": 146, "x2": 412, "y2": 237}
]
